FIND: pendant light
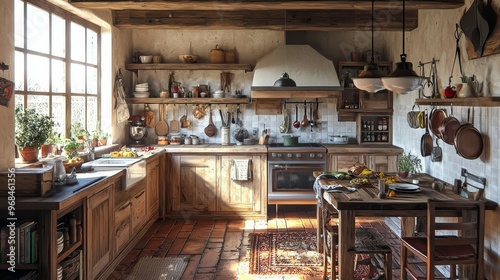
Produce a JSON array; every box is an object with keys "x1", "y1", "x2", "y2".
[
  {"x1": 351, "y1": 0, "x2": 385, "y2": 93},
  {"x1": 274, "y1": 11, "x2": 296, "y2": 87},
  {"x1": 381, "y1": 0, "x2": 425, "y2": 94}
]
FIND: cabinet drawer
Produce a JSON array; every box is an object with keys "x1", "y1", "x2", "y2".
[
  {"x1": 115, "y1": 218, "x2": 131, "y2": 255},
  {"x1": 131, "y1": 190, "x2": 146, "y2": 232},
  {"x1": 115, "y1": 200, "x2": 131, "y2": 227}
]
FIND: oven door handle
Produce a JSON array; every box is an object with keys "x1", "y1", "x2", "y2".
[{"x1": 271, "y1": 164, "x2": 325, "y2": 170}]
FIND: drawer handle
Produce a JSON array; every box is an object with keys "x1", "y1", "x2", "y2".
[
  {"x1": 134, "y1": 190, "x2": 145, "y2": 198},
  {"x1": 119, "y1": 202, "x2": 131, "y2": 210}
]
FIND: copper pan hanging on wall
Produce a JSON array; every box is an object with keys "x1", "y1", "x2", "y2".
[{"x1": 454, "y1": 107, "x2": 483, "y2": 160}]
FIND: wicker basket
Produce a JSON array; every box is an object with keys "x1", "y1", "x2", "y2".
[
  {"x1": 225, "y1": 49, "x2": 237, "y2": 63},
  {"x1": 209, "y1": 45, "x2": 225, "y2": 63},
  {"x1": 61, "y1": 250, "x2": 80, "y2": 279}
]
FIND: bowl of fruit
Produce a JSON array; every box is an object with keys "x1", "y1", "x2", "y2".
[{"x1": 63, "y1": 156, "x2": 84, "y2": 172}]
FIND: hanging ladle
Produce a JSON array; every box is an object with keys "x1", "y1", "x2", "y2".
[
  {"x1": 301, "y1": 101, "x2": 309, "y2": 127},
  {"x1": 293, "y1": 104, "x2": 300, "y2": 128}
]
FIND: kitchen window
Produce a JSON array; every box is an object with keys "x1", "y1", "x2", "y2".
[{"x1": 14, "y1": 0, "x2": 101, "y2": 137}]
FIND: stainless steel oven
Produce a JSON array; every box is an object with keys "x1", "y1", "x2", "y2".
[{"x1": 267, "y1": 143, "x2": 326, "y2": 206}]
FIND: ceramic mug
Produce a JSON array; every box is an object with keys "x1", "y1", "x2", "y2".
[{"x1": 152, "y1": 55, "x2": 162, "y2": 63}]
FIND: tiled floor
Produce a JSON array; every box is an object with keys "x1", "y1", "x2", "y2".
[{"x1": 108, "y1": 205, "x2": 404, "y2": 280}]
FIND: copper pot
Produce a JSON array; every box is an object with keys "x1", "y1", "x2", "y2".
[
  {"x1": 429, "y1": 107, "x2": 447, "y2": 139},
  {"x1": 454, "y1": 108, "x2": 483, "y2": 159},
  {"x1": 439, "y1": 106, "x2": 460, "y2": 145}
]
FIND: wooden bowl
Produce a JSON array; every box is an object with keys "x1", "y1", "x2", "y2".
[
  {"x1": 178, "y1": 54, "x2": 199, "y2": 63},
  {"x1": 63, "y1": 160, "x2": 83, "y2": 172}
]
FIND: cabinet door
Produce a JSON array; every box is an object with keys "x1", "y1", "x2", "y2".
[
  {"x1": 218, "y1": 155, "x2": 262, "y2": 212},
  {"x1": 114, "y1": 200, "x2": 131, "y2": 255},
  {"x1": 87, "y1": 186, "x2": 113, "y2": 279},
  {"x1": 328, "y1": 154, "x2": 364, "y2": 171},
  {"x1": 169, "y1": 155, "x2": 217, "y2": 215},
  {"x1": 131, "y1": 182, "x2": 147, "y2": 234},
  {"x1": 146, "y1": 157, "x2": 160, "y2": 219},
  {"x1": 366, "y1": 155, "x2": 398, "y2": 172}
]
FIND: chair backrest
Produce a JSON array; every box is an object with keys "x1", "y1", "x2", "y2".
[{"x1": 427, "y1": 199, "x2": 485, "y2": 263}]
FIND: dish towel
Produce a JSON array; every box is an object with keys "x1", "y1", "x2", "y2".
[
  {"x1": 230, "y1": 159, "x2": 252, "y2": 181},
  {"x1": 313, "y1": 174, "x2": 357, "y2": 204}
]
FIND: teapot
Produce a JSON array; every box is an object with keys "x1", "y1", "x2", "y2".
[{"x1": 53, "y1": 158, "x2": 67, "y2": 186}]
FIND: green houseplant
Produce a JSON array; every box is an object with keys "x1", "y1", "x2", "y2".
[
  {"x1": 397, "y1": 151, "x2": 422, "y2": 178},
  {"x1": 15, "y1": 106, "x2": 55, "y2": 162}
]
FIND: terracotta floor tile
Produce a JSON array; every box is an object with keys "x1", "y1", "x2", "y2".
[{"x1": 111, "y1": 205, "x2": 410, "y2": 280}]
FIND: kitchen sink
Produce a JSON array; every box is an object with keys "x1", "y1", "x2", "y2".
[
  {"x1": 90, "y1": 157, "x2": 146, "y2": 190},
  {"x1": 91, "y1": 157, "x2": 144, "y2": 167}
]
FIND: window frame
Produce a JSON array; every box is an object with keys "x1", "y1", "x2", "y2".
[{"x1": 14, "y1": 0, "x2": 101, "y2": 138}]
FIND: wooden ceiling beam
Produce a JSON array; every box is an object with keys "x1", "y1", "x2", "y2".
[
  {"x1": 113, "y1": 9, "x2": 418, "y2": 31},
  {"x1": 70, "y1": 0, "x2": 464, "y2": 11}
]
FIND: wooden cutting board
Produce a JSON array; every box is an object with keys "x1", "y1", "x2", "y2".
[{"x1": 170, "y1": 105, "x2": 180, "y2": 133}]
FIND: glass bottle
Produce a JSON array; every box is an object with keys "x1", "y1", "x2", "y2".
[
  {"x1": 378, "y1": 120, "x2": 383, "y2": 131},
  {"x1": 382, "y1": 118, "x2": 388, "y2": 131}
]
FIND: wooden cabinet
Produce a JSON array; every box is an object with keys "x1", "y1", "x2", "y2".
[
  {"x1": 218, "y1": 155, "x2": 264, "y2": 212},
  {"x1": 166, "y1": 152, "x2": 267, "y2": 218},
  {"x1": 146, "y1": 156, "x2": 160, "y2": 219},
  {"x1": 357, "y1": 115, "x2": 392, "y2": 144},
  {"x1": 87, "y1": 185, "x2": 113, "y2": 280},
  {"x1": 327, "y1": 145, "x2": 403, "y2": 173},
  {"x1": 131, "y1": 182, "x2": 147, "y2": 234},
  {"x1": 168, "y1": 154, "x2": 217, "y2": 215}
]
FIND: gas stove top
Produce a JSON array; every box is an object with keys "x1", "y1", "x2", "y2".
[
  {"x1": 267, "y1": 143, "x2": 323, "y2": 148},
  {"x1": 267, "y1": 143, "x2": 326, "y2": 162}
]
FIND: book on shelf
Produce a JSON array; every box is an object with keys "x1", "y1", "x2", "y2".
[{"x1": 0, "y1": 220, "x2": 38, "y2": 264}]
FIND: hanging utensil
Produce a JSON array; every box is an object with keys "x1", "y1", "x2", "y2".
[
  {"x1": 170, "y1": 105, "x2": 180, "y2": 133},
  {"x1": 278, "y1": 104, "x2": 289, "y2": 133},
  {"x1": 236, "y1": 104, "x2": 242, "y2": 126},
  {"x1": 301, "y1": 102, "x2": 309, "y2": 127},
  {"x1": 293, "y1": 104, "x2": 300, "y2": 128},
  {"x1": 155, "y1": 104, "x2": 168, "y2": 136},
  {"x1": 204, "y1": 105, "x2": 217, "y2": 137},
  {"x1": 231, "y1": 107, "x2": 236, "y2": 124},
  {"x1": 143, "y1": 104, "x2": 156, "y2": 127},
  {"x1": 431, "y1": 138, "x2": 442, "y2": 162}
]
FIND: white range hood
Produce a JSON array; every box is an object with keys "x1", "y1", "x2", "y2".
[{"x1": 251, "y1": 45, "x2": 343, "y2": 98}]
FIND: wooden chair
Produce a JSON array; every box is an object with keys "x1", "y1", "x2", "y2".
[
  {"x1": 400, "y1": 199, "x2": 485, "y2": 280},
  {"x1": 321, "y1": 189, "x2": 392, "y2": 280}
]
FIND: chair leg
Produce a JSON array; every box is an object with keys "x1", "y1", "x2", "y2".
[
  {"x1": 400, "y1": 242, "x2": 407, "y2": 279},
  {"x1": 384, "y1": 252, "x2": 392, "y2": 280},
  {"x1": 450, "y1": 264, "x2": 456, "y2": 279}
]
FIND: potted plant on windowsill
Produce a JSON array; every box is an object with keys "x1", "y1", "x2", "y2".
[
  {"x1": 15, "y1": 106, "x2": 55, "y2": 163},
  {"x1": 397, "y1": 151, "x2": 422, "y2": 178}
]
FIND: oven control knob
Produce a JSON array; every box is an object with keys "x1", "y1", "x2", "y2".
[
  {"x1": 287, "y1": 153, "x2": 293, "y2": 158},
  {"x1": 317, "y1": 153, "x2": 324, "y2": 158},
  {"x1": 272, "y1": 153, "x2": 282, "y2": 158},
  {"x1": 310, "y1": 153, "x2": 315, "y2": 158},
  {"x1": 295, "y1": 153, "x2": 301, "y2": 158}
]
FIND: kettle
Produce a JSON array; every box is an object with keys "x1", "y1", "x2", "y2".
[{"x1": 53, "y1": 158, "x2": 67, "y2": 186}]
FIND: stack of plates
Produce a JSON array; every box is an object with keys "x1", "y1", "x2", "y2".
[
  {"x1": 389, "y1": 183, "x2": 421, "y2": 193},
  {"x1": 134, "y1": 83, "x2": 149, "y2": 98},
  {"x1": 57, "y1": 231, "x2": 64, "y2": 254}
]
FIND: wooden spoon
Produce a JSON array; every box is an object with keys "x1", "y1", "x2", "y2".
[
  {"x1": 180, "y1": 105, "x2": 188, "y2": 128},
  {"x1": 204, "y1": 106, "x2": 217, "y2": 137},
  {"x1": 155, "y1": 104, "x2": 169, "y2": 136},
  {"x1": 170, "y1": 105, "x2": 180, "y2": 133},
  {"x1": 301, "y1": 102, "x2": 309, "y2": 127},
  {"x1": 293, "y1": 104, "x2": 300, "y2": 128}
]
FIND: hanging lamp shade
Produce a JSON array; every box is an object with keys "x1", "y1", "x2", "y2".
[
  {"x1": 380, "y1": 0, "x2": 424, "y2": 94},
  {"x1": 351, "y1": 0, "x2": 385, "y2": 93},
  {"x1": 274, "y1": 72, "x2": 297, "y2": 87}
]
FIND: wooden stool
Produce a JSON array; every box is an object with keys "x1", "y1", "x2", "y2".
[{"x1": 351, "y1": 227, "x2": 393, "y2": 280}]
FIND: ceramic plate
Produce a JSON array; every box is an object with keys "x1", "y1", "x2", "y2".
[{"x1": 389, "y1": 183, "x2": 421, "y2": 193}]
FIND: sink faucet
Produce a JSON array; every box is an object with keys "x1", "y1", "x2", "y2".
[{"x1": 84, "y1": 139, "x2": 95, "y2": 161}]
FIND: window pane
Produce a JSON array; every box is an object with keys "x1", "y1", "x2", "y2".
[
  {"x1": 52, "y1": 59, "x2": 66, "y2": 93},
  {"x1": 15, "y1": 94, "x2": 24, "y2": 109},
  {"x1": 87, "y1": 96, "x2": 98, "y2": 132},
  {"x1": 51, "y1": 14, "x2": 66, "y2": 58},
  {"x1": 87, "y1": 29, "x2": 97, "y2": 65},
  {"x1": 27, "y1": 54, "x2": 49, "y2": 92},
  {"x1": 15, "y1": 0, "x2": 24, "y2": 48},
  {"x1": 71, "y1": 22, "x2": 85, "y2": 62},
  {"x1": 71, "y1": 96, "x2": 85, "y2": 128},
  {"x1": 27, "y1": 95, "x2": 50, "y2": 116},
  {"x1": 26, "y1": 3, "x2": 49, "y2": 54},
  {"x1": 71, "y1": 63, "x2": 86, "y2": 93},
  {"x1": 15, "y1": 51, "x2": 25, "y2": 91},
  {"x1": 52, "y1": 96, "x2": 66, "y2": 137},
  {"x1": 87, "y1": 66, "x2": 97, "y2": 94}
]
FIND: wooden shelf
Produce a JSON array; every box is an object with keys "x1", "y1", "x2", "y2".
[
  {"x1": 126, "y1": 97, "x2": 251, "y2": 104},
  {"x1": 57, "y1": 240, "x2": 82, "y2": 263},
  {"x1": 338, "y1": 109, "x2": 393, "y2": 114},
  {"x1": 125, "y1": 63, "x2": 253, "y2": 72},
  {"x1": 414, "y1": 97, "x2": 500, "y2": 107}
]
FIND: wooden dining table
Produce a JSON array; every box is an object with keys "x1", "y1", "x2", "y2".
[{"x1": 314, "y1": 172, "x2": 497, "y2": 280}]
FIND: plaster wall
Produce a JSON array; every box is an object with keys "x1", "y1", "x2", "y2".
[
  {"x1": 380, "y1": 1, "x2": 500, "y2": 276},
  {"x1": 0, "y1": 0, "x2": 15, "y2": 170}
]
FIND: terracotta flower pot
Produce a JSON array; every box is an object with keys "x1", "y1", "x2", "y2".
[
  {"x1": 41, "y1": 144, "x2": 54, "y2": 158},
  {"x1": 19, "y1": 146, "x2": 40, "y2": 163},
  {"x1": 99, "y1": 139, "x2": 107, "y2": 146},
  {"x1": 398, "y1": 171, "x2": 409, "y2": 178}
]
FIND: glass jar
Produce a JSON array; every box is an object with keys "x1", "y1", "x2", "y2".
[
  {"x1": 382, "y1": 118, "x2": 388, "y2": 131},
  {"x1": 378, "y1": 120, "x2": 383, "y2": 131}
]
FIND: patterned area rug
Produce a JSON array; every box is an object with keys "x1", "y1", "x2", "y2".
[
  {"x1": 127, "y1": 256, "x2": 189, "y2": 280},
  {"x1": 248, "y1": 231, "x2": 375, "y2": 278}
]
